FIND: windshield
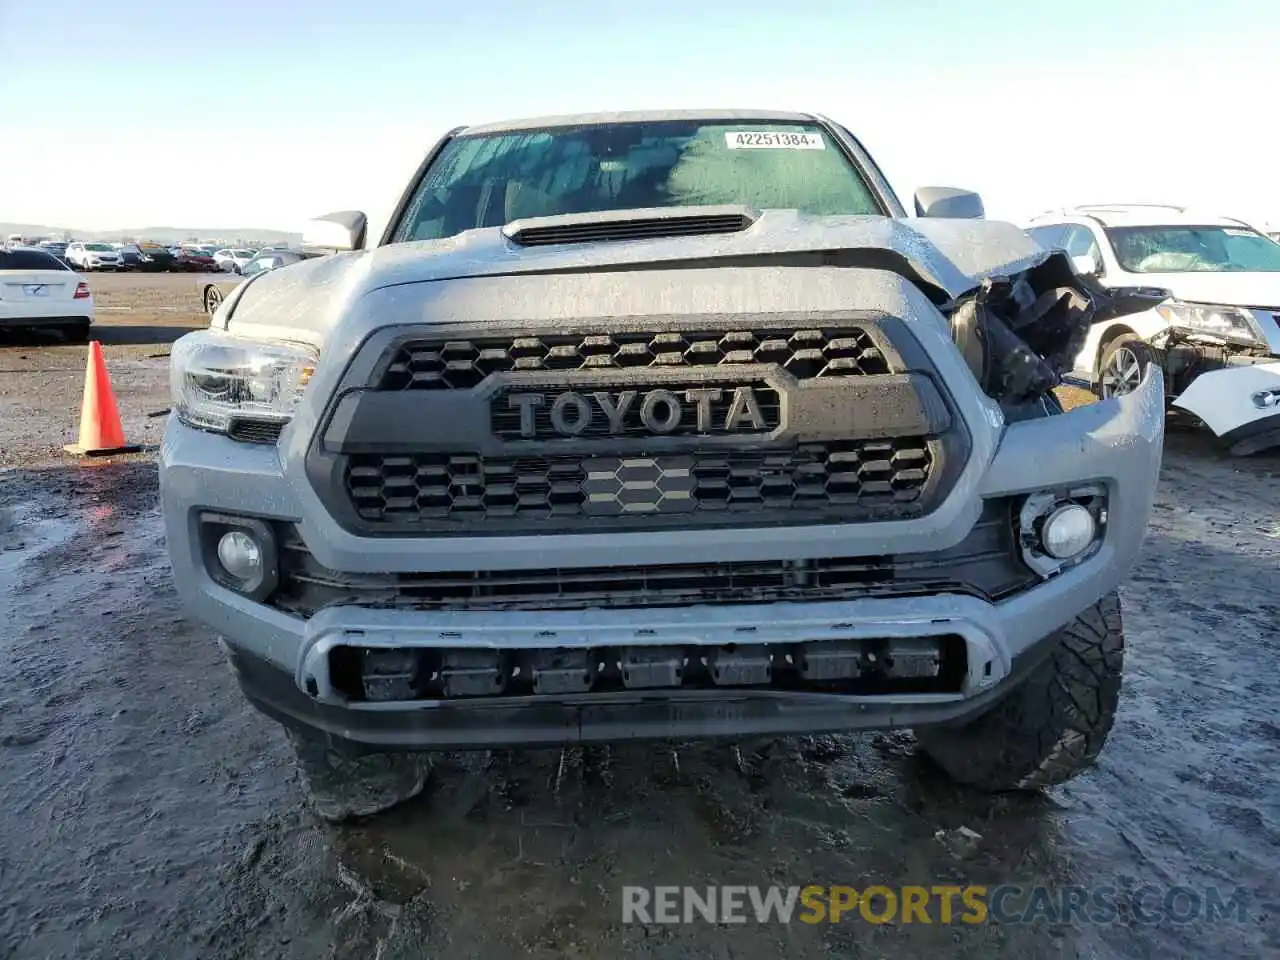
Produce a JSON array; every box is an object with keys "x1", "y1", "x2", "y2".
[
  {"x1": 85, "y1": 243, "x2": 114, "y2": 252},
  {"x1": 1106, "y1": 225, "x2": 1280, "y2": 273},
  {"x1": 233, "y1": 250, "x2": 253, "y2": 257},
  {"x1": 393, "y1": 119, "x2": 883, "y2": 243}
]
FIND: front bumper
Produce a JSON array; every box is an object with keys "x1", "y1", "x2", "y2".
[
  {"x1": 226, "y1": 640, "x2": 1046, "y2": 752},
  {"x1": 1172, "y1": 360, "x2": 1280, "y2": 454},
  {"x1": 160, "y1": 362, "x2": 1166, "y2": 751}
]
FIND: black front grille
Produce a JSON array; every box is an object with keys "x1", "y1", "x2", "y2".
[
  {"x1": 380, "y1": 327, "x2": 890, "y2": 391},
  {"x1": 508, "y1": 213, "x2": 753, "y2": 247},
  {"x1": 270, "y1": 499, "x2": 1033, "y2": 617},
  {"x1": 345, "y1": 439, "x2": 933, "y2": 525},
  {"x1": 312, "y1": 317, "x2": 967, "y2": 537}
]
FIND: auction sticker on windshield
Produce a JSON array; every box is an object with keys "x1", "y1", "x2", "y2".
[{"x1": 725, "y1": 131, "x2": 825, "y2": 150}]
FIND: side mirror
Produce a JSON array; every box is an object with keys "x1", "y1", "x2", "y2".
[
  {"x1": 913, "y1": 187, "x2": 985, "y2": 219},
  {"x1": 302, "y1": 210, "x2": 368, "y2": 251},
  {"x1": 1071, "y1": 252, "x2": 1102, "y2": 276}
]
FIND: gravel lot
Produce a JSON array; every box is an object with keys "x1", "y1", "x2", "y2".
[{"x1": 0, "y1": 274, "x2": 1277, "y2": 959}]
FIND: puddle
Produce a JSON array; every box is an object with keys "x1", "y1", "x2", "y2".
[{"x1": 0, "y1": 505, "x2": 79, "y2": 583}]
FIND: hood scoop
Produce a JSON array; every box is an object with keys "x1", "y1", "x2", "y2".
[{"x1": 503, "y1": 205, "x2": 757, "y2": 247}]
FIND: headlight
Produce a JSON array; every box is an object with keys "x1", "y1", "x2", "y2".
[
  {"x1": 170, "y1": 330, "x2": 317, "y2": 433},
  {"x1": 1155, "y1": 300, "x2": 1259, "y2": 343},
  {"x1": 1040, "y1": 504, "x2": 1097, "y2": 560}
]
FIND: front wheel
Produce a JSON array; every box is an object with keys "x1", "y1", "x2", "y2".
[
  {"x1": 917, "y1": 592, "x2": 1124, "y2": 792},
  {"x1": 286, "y1": 729, "x2": 433, "y2": 823},
  {"x1": 1097, "y1": 335, "x2": 1157, "y2": 399}
]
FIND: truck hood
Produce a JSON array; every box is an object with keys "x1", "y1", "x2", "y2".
[
  {"x1": 223, "y1": 210, "x2": 1049, "y2": 340},
  {"x1": 1122, "y1": 271, "x2": 1280, "y2": 310}
]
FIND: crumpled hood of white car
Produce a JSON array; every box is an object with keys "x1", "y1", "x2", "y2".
[
  {"x1": 222, "y1": 211, "x2": 1051, "y2": 340},
  {"x1": 1130, "y1": 271, "x2": 1280, "y2": 310}
]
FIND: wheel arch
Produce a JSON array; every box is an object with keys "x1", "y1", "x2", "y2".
[{"x1": 1093, "y1": 322, "x2": 1140, "y2": 373}]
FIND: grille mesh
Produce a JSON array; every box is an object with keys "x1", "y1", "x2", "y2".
[
  {"x1": 323, "y1": 322, "x2": 960, "y2": 535},
  {"x1": 380, "y1": 328, "x2": 890, "y2": 391},
  {"x1": 271, "y1": 500, "x2": 1032, "y2": 616},
  {"x1": 227, "y1": 419, "x2": 285, "y2": 445},
  {"x1": 345, "y1": 440, "x2": 933, "y2": 524}
]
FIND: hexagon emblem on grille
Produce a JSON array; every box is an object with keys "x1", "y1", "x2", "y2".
[{"x1": 583, "y1": 457, "x2": 696, "y2": 515}]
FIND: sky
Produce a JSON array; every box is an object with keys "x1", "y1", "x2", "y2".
[{"x1": 2, "y1": 0, "x2": 1277, "y2": 237}]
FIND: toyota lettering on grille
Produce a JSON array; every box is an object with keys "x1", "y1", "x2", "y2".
[{"x1": 506, "y1": 386, "x2": 776, "y2": 439}]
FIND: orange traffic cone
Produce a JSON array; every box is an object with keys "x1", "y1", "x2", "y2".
[{"x1": 63, "y1": 341, "x2": 143, "y2": 457}]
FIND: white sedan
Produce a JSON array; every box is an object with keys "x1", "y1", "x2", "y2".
[
  {"x1": 0, "y1": 246, "x2": 94, "y2": 340},
  {"x1": 65, "y1": 241, "x2": 124, "y2": 271},
  {"x1": 213, "y1": 249, "x2": 256, "y2": 274}
]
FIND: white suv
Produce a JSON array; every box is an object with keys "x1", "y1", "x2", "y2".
[
  {"x1": 65, "y1": 241, "x2": 124, "y2": 271},
  {"x1": 1025, "y1": 205, "x2": 1280, "y2": 454}
]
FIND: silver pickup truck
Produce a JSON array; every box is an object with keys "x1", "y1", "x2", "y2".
[{"x1": 160, "y1": 110, "x2": 1165, "y2": 821}]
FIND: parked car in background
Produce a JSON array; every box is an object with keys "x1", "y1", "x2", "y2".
[
  {"x1": 136, "y1": 242, "x2": 176, "y2": 272},
  {"x1": 65, "y1": 241, "x2": 124, "y2": 271},
  {"x1": 171, "y1": 247, "x2": 218, "y2": 272},
  {"x1": 213, "y1": 249, "x2": 256, "y2": 274},
  {"x1": 0, "y1": 246, "x2": 94, "y2": 340},
  {"x1": 199, "y1": 248, "x2": 325, "y2": 314},
  {"x1": 118, "y1": 244, "x2": 147, "y2": 270},
  {"x1": 1026, "y1": 203, "x2": 1280, "y2": 454},
  {"x1": 38, "y1": 240, "x2": 69, "y2": 260}
]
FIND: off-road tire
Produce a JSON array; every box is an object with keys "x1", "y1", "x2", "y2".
[
  {"x1": 917, "y1": 592, "x2": 1124, "y2": 792},
  {"x1": 1096, "y1": 334, "x2": 1157, "y2": 399},
  {"x1": 286, "y1": 729, "x2": 433, "y2": 823}
]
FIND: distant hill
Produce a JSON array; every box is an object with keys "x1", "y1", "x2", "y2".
[{"x1": 1, "y1": 221, "x2": 302, "y2": 246}]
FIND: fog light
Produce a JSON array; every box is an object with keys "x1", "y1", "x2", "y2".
[
  {"x1": 217, "y1": 530, "x2": 262, "y2": 579},
  {"x1": 1040, "y1": 504, "x2": 1097, "y2": 560}
]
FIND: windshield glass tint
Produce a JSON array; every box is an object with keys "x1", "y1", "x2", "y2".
[
  {"x1": 85, "y1": 243, "x2": 114, "y2": 251},
  {"x1": 0, "y1": 249, "x2": 69, "y2": 270},
  {"x1": 1106, "y1": 225, "x2": 1280, "y2": 273},
  {"x1": 394, "y1": 120, "x2": 882, "y2": 242}
]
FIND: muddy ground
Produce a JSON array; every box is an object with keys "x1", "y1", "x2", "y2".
[{"x1": 0, "y1": 280, "x2": 1277, "y2": 959}]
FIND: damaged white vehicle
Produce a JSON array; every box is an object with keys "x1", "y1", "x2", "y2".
[{"x1": 1027, "y1": 205, "x2": 1280, "y2": 456}]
